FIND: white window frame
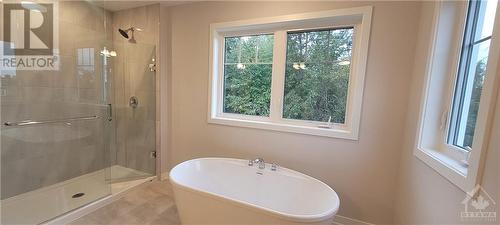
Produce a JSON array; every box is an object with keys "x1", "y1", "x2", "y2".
[
  {"x1": 414, "y1": 1, "x2": 500, "y2": 192},
  {"x1": 208, "y1": 7, "x2": 372, "y2": 140}
]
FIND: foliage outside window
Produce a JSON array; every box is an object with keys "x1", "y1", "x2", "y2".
[
  {"x1": 223, "y1": 35, "x2": 274, "y2": 116},
  {"x1": 222, "y1": 29, "x2": 353, "y2": 124},
  {"x1": 284, "y1": 28, "x2": 353, "y2": 123}
]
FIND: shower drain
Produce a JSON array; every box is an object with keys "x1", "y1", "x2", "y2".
[{"x1": 72, "y1": 193, "x2": 85, "y2": 198}]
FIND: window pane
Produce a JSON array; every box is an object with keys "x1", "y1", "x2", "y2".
[
  {"x1": 283, "y1": 28, "x2": 353, "y2": 123},
  {"x1": 223, "y1": 35, "x2": 273, "y2": 116},
  {"x1": 453, "y1": 40, "x2": 490, "y2": 149},
  {"x1": 474, "y1": 0, "x2": 498, "y2": 41}
]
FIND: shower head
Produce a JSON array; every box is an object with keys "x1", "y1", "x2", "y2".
[
  {"x1": 118, "y1": 27, "x2": 142, "y2": 40},
  {"x1": 118, "y1": 28, "x2": 129, "y2": 39}
]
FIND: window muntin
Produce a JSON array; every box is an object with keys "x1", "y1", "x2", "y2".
[
  {"x1": 283, "y1": 28, "x2": 353, "y2": 124},
  {"x1": 448, "y1": 0, "x2": 497, "y2": 150},
  {"x1": 223, "y1": 35, "x2": 274, "y2": 116}
]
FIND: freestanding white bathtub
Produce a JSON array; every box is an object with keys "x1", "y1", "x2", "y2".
[{"x1": 169, "y1": 158, "x2": 340, "y2": 225}]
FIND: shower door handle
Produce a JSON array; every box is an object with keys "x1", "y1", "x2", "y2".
[
  {"x1": 2, "y1": 115, "x2": 99, "y2": 127},
  {"x1": 107, "y1": 104, "x2": 113, "y2": 121}
]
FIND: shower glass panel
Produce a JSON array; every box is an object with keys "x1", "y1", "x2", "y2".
[
  {"x1": 110, "y1": 42, "x2": 156, "y2": 182},
  {"x1": 1, "y1": 1, "x2": 113, "y2": 224}
]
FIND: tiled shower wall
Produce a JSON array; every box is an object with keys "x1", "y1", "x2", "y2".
[
  {"x1": 111, "y1": 4, "x2": 159, "y2": 175},
  {"x1": 1, "y1": 1, "x2": 113, "y2": 199}
]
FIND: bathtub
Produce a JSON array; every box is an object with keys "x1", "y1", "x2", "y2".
[{"x1": 169, "y1": 158, "x2": 340, "y2": 225}]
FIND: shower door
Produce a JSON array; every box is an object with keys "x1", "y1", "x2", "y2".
[
  {"x1": 110, "y1": 42, "x2": 157, "y2": 182},
  {"x1": 0, "y1": 1, "x2": 113, "y2": 224}
]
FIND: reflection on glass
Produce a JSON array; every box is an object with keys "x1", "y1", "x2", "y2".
[
  {"x1": 474, "y1": 0, "x2": 498, "y2": 40},
  {"x1": 77, "y1": 48, "x2": 95, "y2": 72}
]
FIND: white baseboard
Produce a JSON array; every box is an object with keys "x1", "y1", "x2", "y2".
[{"x1": 333, "y1": 215, "x2": 375, "y2": 225}]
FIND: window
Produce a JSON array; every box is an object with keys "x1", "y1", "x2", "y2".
[
  {"x1": 414, "y1": 0, "x2": 499, "y2": 192},
  {"x1": 209, "y1": 7, "x2": 372, "y2": 139},
  {"x1": 223, "y1": 35, "x2": 274, "y2": 116},
  {"x1": 283, "y1": 28, "x2": 353, "y2": 123},
  {"x1": 448, "y1": 0, "x2": 498, "y2": 150}
]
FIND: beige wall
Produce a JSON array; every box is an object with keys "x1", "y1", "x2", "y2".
[
  {"x1": 163, "y1": 1, "x2": 422, "y2": 224},
  {"x1": 393, "y1": 2, "x2": 499, "y2": 224},
  {"x1": 159, "y1": 5, "x2": 172, "y2": 179}
]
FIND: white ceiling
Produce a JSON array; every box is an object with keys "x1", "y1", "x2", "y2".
[{"x1": 90, "y1": 0, "x2": 189, "y2": 12}]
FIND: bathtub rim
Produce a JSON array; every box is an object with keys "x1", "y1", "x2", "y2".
[{"x1": 169, "y1": 157, "x2": 340, "y2": 223}]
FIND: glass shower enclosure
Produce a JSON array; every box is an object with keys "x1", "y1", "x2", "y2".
[{"x1": 0, "y1": 1, "x2": 157, "y2": 224}]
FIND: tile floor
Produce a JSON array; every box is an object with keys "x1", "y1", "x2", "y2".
[{"x1": 69, "y1": 180, "x2": 181, "y2": 225}]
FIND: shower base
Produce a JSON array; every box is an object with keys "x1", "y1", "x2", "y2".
[{"x1": 1, "y1": 165, "x2": 155, "y2": 225}]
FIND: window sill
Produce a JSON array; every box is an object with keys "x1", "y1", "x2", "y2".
[
  {"x1": 414, "y1": 147, "x2": 469, "y2": 191},
  {"x1": 208, "y1": 116, "x2": 358, "y2": 140}
]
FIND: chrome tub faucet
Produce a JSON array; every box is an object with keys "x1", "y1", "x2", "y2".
[{"x1": 249, "y1": 158, "x2": 266, "y2": 169}]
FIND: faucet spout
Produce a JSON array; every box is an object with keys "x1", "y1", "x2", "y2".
[{"x1": 252, "y1": 158, "x2": 265, "y2": 169}]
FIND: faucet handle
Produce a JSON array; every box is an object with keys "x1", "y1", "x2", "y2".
[
  {"x1": 248, "y1": 159, "x2": 254, "y2": 166},
  {"x1": 271, "y1": 163, "x2": 278, "y2": 171}
]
